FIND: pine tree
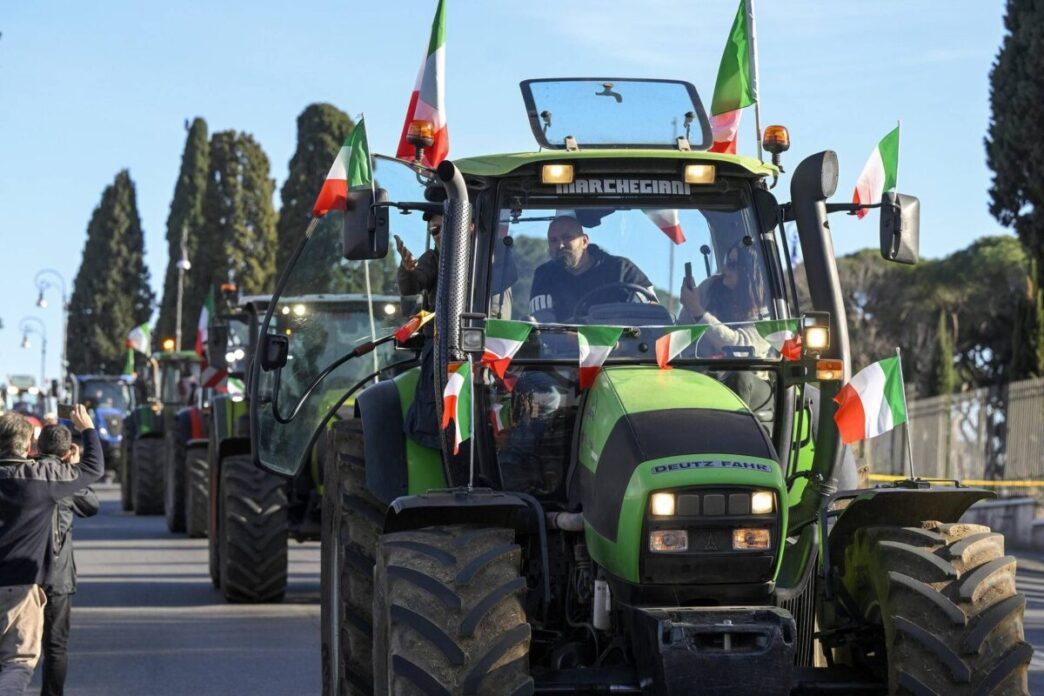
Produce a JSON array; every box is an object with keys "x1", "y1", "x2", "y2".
[
  {"x1": 67, "y1": 171, "x2": 155, "y2": 373},
  {"x1": 986, "y1": 0, "x2": 1044, "y2": 369},
  {"x1": 931, "y1": 310, "x2": 957, "y2": 396},
  {"x1": 155, "y1": 117, "x2": 209, "y2": 349},
  {"x1": 276, "y1": 104, "x2": 354, "y2": 275},
  {"x1": 195, "y1": 130, "x2": 278, "y2": 307}
]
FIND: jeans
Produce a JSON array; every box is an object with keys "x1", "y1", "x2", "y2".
[{"x1": 39, "y1": 593, "x2": 70, "y2": 696}]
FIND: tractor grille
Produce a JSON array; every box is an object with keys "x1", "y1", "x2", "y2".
[{"x1": 105, "y1": 414, "x2": 122, "y2": 436}]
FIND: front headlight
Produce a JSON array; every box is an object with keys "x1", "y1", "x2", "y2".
[
  {"x1": 751, "y1": 491, "x2": 775, "y2": 515},
  {"x1": 650, "y1": 492, "x2": 676, "y2": 516}
]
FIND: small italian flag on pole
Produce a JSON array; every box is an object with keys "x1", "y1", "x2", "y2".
[
  {"x1": 196, "y1": 286, "x2": 214, "y2": 357},
  {"x1": 852, "y1": 124, "x2": 900, "y2": 220},
  {"x1": 441, "y1": 361, "x2": 472, "y2": 455},
  {"x1": 578, "y1": 326, "x2": 623, "y2": 389},
  {"x1": 833, "y1": 355, "x2": 908, "y2": 445},
  {"x1": 395, "y1": 0, "x2": 449, "y2": 168},
  {"x1": 709, "y1": 0, "x2": 756, "y2": 154},
  {"x1": 655, "y1": 326, "x2": 709, "y2": 369},
  {"x1": 482, "y1": 319, "x2": 533, "y2": 379},
  {"x1": 755, "y1": 319, "x2": 801, "y2": 360},
  {"x1": 312, "y1": 118, "x2": 373, "y2": 217}
]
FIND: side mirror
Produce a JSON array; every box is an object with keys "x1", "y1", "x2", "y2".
[
  {"x1": 752, "y1": 188, "x2": 781, "y2": 233},
  {"x1": 343, "y1": 188, "x2": 390, "y2": 260},
  {"x1": 259, "y1": 334, "x2": 289, "y2": 372},
  {"x1": 207, "y1": 325, "x2": 229, "y2": 372},
  {"x1": 880, "y1": 192, "x2": 920, "y2": 265}
]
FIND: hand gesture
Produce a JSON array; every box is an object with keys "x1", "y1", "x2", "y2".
[
  {"x1": 69, "y1": 404, "x2": 94, "y2": 433},
  {"x1": 67, "y1": 442, "x2": 81, "y2": 465},
  {"x1": 394, "y1": 235, "x2": 417, "y2": 272},
  {"x1": 680, "y1": 280, "x2": 706, "y2": 319}
]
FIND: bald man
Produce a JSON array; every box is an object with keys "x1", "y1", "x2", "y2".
[{"x1": 528, "y1": 216, "x2": 654, "y2": 322}]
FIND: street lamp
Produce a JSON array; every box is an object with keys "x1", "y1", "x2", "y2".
[
  {"x1": 35, "y1": 269, "x2": 68, "y2": 399},
  {"x1": 174, "y1": 224, "x2": 191, "y2": 351},
  {"x1": 19, "y1": 316, "x2": 47, "y2": 391}
]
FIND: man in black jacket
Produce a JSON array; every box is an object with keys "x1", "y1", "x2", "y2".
[
  {"x1": 35, "y1": 425, "x2": 99, "y2": 696},
  {"x1": 0, "y1": 406, "x2": 101, "y2": 696}
]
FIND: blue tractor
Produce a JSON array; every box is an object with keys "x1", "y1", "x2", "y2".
[{"x1": 68, "y1": 374, "x2": 136, "y2": 479}]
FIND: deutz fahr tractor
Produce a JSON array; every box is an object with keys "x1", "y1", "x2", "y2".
[
  {"x1": 212, "y1": 293, "x2": 403, "y2": 603},
  {"x1": 250, "y1": 79, "x2": 1030, "y2": 694},
  {"x1": 121, "y1": 350, "x2": 200, "y2": 514}
]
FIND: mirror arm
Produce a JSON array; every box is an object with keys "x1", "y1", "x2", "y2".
[
  {"x1": 824, "y1": 202, "x2": 883, "y2": 215},
  {"x1": 269, "y1": 331, "x2": 403, "y2": 425},
  {"x1": 373, "y1": 201, "x2": 444, "y2": 216}
]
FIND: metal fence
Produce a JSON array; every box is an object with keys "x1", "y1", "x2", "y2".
[{"x1": 855, "y1": 376, "x2": 1044, "y2": 488}]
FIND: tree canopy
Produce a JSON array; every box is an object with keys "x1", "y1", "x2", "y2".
[{"x1": 67, "y1": 170, "x2": 154, "y2": 373}]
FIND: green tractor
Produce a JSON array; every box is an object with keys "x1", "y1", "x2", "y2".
[
  {"x1": 210, "y1": 293, "x2": 403, "y2": 603},
  {"x1": 251, "y1": 79, "x2": 1030, "y2": 694},
  {"x1": 121, "y1": 350, "x2": 200, "y2": 514}
]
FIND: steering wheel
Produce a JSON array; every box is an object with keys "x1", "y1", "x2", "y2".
[{"x1": 570, "y1": 282, "x2": 659, "y2": 320}]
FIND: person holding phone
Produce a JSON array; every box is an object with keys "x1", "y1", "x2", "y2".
[{"x1": 0, "y1": 405, "x2": 102, "y2": 696}]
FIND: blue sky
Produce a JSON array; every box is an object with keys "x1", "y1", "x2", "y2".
[{"x1": 0, "y1": 1, "x2": 1009, "y2": 381}]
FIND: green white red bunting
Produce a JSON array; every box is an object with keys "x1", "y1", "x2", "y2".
[
  {"x1": 655, "y1": 326, "x2": 709, "y2": 369},
  {"x1": 482, "y1": 319, "x2": 533, "y2": 379},
  {"x1": 833, "y1": 356, "x2": 908, "y2": 444},
  {"x1": 709, "y1": 0, "x2": 755, "y2": 154},
  {"x1": 852, "y1": 126, "x2": 900, "y2": 219},
  {"x1": 441, "y1": 361, "x2": 471, "y2": 454},
  {"x1": 577, "y1": 326, "x2": 624, "y2": 389},
  {"x1": 312, "y1": 118, "x2": 372, "y2": 217},
  {"x1": 395, "y1": 0, "x2": 448, "y2": 168},
  {"x1": 755, "y1": 319, "x2": 801, "y2": 360}
]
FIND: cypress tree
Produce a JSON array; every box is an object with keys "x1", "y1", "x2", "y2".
[
  {"x1": 195, "y1": 130, "x2": 278, "y2": 306},
  {"x1": 67, "y1": 170, "x2": 155, "y2": 373},
  {"x1": 986, "y1": 0, "x2": 1044, "y2": 365},
  {"x1": 276, "y1": 104, "x2": 354, "y2": 275},
  {"x1": 155, "y1": 117, "x2": 209, "y2": 348},
  {"x1": 931, "y1": 310, "x2": 957, "y2": 396}
]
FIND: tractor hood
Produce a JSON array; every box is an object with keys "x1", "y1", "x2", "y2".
[{"x1": 577, "y1": 366, "x2": 785, "y2": 586}]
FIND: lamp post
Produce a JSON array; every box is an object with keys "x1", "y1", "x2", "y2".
[
  {"x1": 174, "y1": 225, "x2": 191, "y2": 351},
  {"x1": 19, "y1": 316, "x2": 47, "y2": 391},
  {"x1": 35, "y1": 269, "x2": 67, "y2": 399}
]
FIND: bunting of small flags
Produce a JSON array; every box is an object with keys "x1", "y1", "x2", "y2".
[
  {"x1": 655, "y1": 326, "x2": 709, "y2": 369},
  {"x1": 441, "y1": 361, "x2": 471, "y2": 454},
  {"x1": 754, "y1": 319, "x2": 801, "y2": 360},
  {"x1": 482, "y1": 319, "x2": 534, "y2": 379},
  {"x1": 577, "y1": 326, "x2": 624, "y2": 389}
]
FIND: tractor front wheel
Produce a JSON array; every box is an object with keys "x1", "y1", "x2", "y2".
[
  {"x1": 164, "y1": 431, "x2": 187, "y2": 533},
  {"x1": 373, "y1": 525, "x2": 532, "y2": 696},
  {"x1": 837, "y1": 521, "x2": 1031, "y2": 695},
  {"x1": 218, "y1": 454, "x2": 288, "y2": 603},
  {"x1": 184, "y1": 444, "x2": 209, "y2": 538}
]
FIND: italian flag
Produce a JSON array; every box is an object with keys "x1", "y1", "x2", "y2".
[
  {"x1": 490, "y1": 401, "x2": 512, "y2": 436},
  {"x1": 852, "y1": 126, "x2": 900, "y2": 220},
  {"x1": 833, "y1": 356, "x2": 908, "y2": 444},
  {"x1": 578, "y1": 326, "x2": 623, "y2": 389},
  {"x1": 482, "y1": 319, "x2": 533, "y2": 379},
  {"x1": 127, "y1": 323, "x2": 151, "y2": 354},
  {"x1": 755, "y1": 319, "x2": 801, "y2": 360},
  {"x1": 441, "y1": 361, "x2": 471, "y2": 454},
  {"x1": 196, "y1": 286, "x2": 214, "y2": 357},
  {"x1": 643, "y1": 209, "x2": 686, "y2": 245},
  {"x1": 312, "y1": 118, "x2": 372, "y2": 217},
  {"x1": 709, "y1": 0, "x2": 755, "y2": 154},
  {"x1": 656, "y1": 326, "x2": 709, "y2": 369},
  {"x1": 395, "y1": 0, "x2": 448, "y2": 168}
]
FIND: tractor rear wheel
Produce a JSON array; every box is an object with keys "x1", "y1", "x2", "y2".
[
  {"x1": 321, "y1": 419, "x2": 385, "y2": 696},
  {"x1": 218, "y1": 454, "x2": 288, "y2": 603},
  {"x1": 373, "y1": 525, "x2": 532, "y2": 696},
  {"x1": 184, "y1": 444, "x2": 210, "y2": 538},
  {"x1": 164, "y1": 431, "x2": 186, "y2": 533},
  {"x1": 131, "y1": 437, "x2": 164, "y2": 515},
  {"x1": 837, "y1": 521, "x2": 1031, "y2": 695}
]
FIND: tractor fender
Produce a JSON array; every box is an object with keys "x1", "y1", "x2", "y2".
[
  {"x1": 357, "y1": 379, "x2": 409, "y2": 506},
  {"x1": 824, "y1": 486, "x2": 994, "y2": 576},
  {"x1": 383, "y1": 488, "x2": 531, "y2": 536},
  {"x1": 217, "y1": 437, "x2": 250, "y2": 464}
]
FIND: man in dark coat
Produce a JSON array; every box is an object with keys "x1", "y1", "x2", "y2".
[{"x1": 35, "y1": 425, "x2": 99, "y2": 696}]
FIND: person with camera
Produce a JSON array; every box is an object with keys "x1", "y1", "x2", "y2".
[{"x1": 0, "y1": 406, "x2": 102, "y2": 696}]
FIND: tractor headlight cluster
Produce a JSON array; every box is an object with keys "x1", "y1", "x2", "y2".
[
  {"x1": 750, "y1": 491, "x2": 775, "y2": 515},
  {"x1": 650, "y1": 492, "x2": 676, "y2": 517}
]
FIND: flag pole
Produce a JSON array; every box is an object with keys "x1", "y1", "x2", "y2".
[
  {"x1": 896, "y1": 346, "x2": 916, "y2": 479},
  {"x1": 356, "y1": 112, "x2": 379, "y2": 383},
  {"x1": 744, "y1": 0, "x2": 763, "y2": 161}
]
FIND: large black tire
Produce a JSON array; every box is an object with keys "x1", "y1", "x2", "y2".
[
  {"x1": 321, "y1": 420, "x2": 386, "y2": 696},
  {"x1": 218, "y1": 454, "x2": 289, "y2": 603},
  {"x1": 837, "y1": 521, "x2": 1031, "y2": 695},
  {"x1": 164, "y1": 431, "x2": 187, "y2": 533},
  {"x1": 131, "y1": 437, "x2": 165, "y2": 515},
  {"x1": 184, "y1": 443, "x2": 209, "y2": 538},
  {"x1": 373, "y1": 525, "x2": 532, "y2": 696},
  {"x1": 120, "y1": 439, "x2": 133, "y2": 512}
]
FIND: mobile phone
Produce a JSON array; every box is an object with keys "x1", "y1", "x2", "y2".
[
  {"x1": 57, "y1": 403, "x2": 74, "y2": 420},
  {"x1": 684, "y1": 262, "x2": 695, "y2": 290}
]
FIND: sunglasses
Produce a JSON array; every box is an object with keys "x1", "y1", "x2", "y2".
[{"x1": 725, "y1": 255, "x2": 739, "y2": 269}]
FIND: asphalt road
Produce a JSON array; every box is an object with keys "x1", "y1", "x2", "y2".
[
  {"x1": 22, "y1": 485, "x2": 1044, "y2": 694},
  {"x1": 29, "y1": 484, "x2": 320, "y2": 696}
]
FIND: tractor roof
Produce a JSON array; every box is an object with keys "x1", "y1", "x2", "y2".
[{"x1": 453, "y1": 149, "x2": 777, "y2": 179}]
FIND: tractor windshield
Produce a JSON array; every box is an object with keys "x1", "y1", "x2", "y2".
[
  {"x1": 80, "y1": 380, "x2": 132, "y2": 411},
  {"x1": 160, "y1": 360, "x2": 200, "y2": 406}
]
